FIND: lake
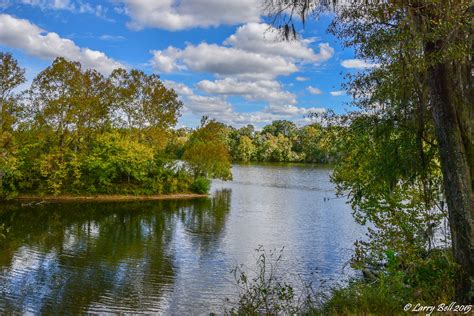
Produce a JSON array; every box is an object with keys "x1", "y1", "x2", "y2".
[{"x1": 0, "y1": 164, "x2": 365, "y2": 314}]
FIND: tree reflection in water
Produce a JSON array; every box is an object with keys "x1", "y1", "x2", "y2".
[{"x1": 0, "y1": 190, "x2": 231, "y2": 314}]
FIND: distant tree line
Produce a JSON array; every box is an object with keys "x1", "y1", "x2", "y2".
[{"x1": 169, "y1": 118, "x2": 341, "y2": 165}]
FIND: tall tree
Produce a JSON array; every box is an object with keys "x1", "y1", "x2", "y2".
[
  {"x1": 0, "y1": 52, "x2": 25, "y2": 132},
  {"x1": 265, "y1": 0, "x2": 473, "y2": 302},
  {"x1": 0, "y1": 52, "x2": 25, "y2": 193},
  {"x1": 110, "y1": 68, "x2": 183, "y2": 131}
]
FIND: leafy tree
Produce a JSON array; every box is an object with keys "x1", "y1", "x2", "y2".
[
  {"x1": 238, "y1": 124, "x2": 255, "y2": 138},
  {"x1": 0, "y1": 52, "x2": 25, "y2": 132},
  {"x1": 0, "y1": 53, "x2": 25, "y2": 196},
  {"x1": 298, "y1": 124, "x2": 327, "y2": 163},
  {"x1": 0, "y1": 55, "x2": 196, "y2": 198},
  {"x1": 257, "y1": 133, "x2": 297, "y2": 162},
  {"x1": 261, "y1": 120, "x2": 297, "y2": 138},
  {"x1": 25, "y1": 58, "x2": 112, "y2": 151},
  {"x1": 110, "y1": 68, "x2": 182, "y2": 131},
  {"x1": 183, "y1": 120, "x2": 232, "y2": 180},
  {"x1": 265, "y1": 0, "x2": 473, "y2": 302},
  {"x1": 235, "y1": 135, "x2": 256, "y2": 162}
]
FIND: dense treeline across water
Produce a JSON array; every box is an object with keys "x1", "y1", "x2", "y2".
[
  {"x1": 169, "y1": 118, "x2": 340, "y2": 164},
  {"x1": 0, "y1": 54, "x2": 234, "y2": 199}
]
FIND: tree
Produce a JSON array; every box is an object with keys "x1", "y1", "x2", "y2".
[
  {"x1": 262, "y1": 120, "x2": 297, "y2": 138},
  {"x1": 235, "y1": 135, "x2": 256, "y2": 162},
  {"x1": 0, "y1": 52, "x2": 25, "y2": 132},
  {"x1": 238, "y1": 124, "x2": 256, "y2": 138},
  {"x1": 298, "y1": 124, "x2": 326, "y2": 163},
  {"x1": 0, "y1": 52, "x2": 25, "y2": 194},
  {"x1": 265, "y1": 0, "x2": 473, "y2": 302},
  {"x1": 257, "y1": 133, "x2": 296, "y2": 162},
  {"x1": 110, "y1": 68, "x2": 183, "y2": 131},
  {"x1": 183, "y1": 120, "x2": 232, "y2": 180}
]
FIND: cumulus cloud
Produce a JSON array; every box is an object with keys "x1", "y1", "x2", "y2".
[
  {"x1": 153, "y1": 23, "x2": 334, "y2": 126},
  {"x1": 0, "y1": 14, "x2": 124, "y2": 74},
  {"x1": 330, "y1": 90, "x2": 346, "y2": 96},
  {"x1": 77, "y1": 2, "x2": 110, "y2": 19},
  {"x1": 307, "y1": 86, "x2": 322, "y2": 95},
  {"x1": 197, "y1": 78, "x2": 296, "y2": 105},
  {"x1": 341, "y1": 59, "x2": 379, "y2": 69},
  {"x1": 122, "y1": 0, "x2": 261, "y2": 31},
  {"x1": 263, "y1": 104, "x2": 325, "y2": 116},
  {"x1": 151, "y1": 43, "x2": 297, "y2": 79},
  {"x1": 150, "y1": 23, "x2": 333, "y2": 81},
  {"x1": 224, "y1": 23, "x2": 333, "y2": 63},
  {"x1": 163, "y1": 80, "x2": 194, "y2": 96},
  {"x1": 164, "y1": 80, "x2": 325, "y2": 127}
]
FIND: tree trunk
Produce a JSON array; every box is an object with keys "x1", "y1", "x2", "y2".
[{"x1": 425, "y1": 41, "x2": 474, "y2": 303}]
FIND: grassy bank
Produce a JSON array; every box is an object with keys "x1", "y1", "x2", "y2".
[{"x1": 14, "y1": 193, "x2": 208, "y2": 203}]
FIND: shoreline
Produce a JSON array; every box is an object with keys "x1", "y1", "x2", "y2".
[{"x1": 13, "y1": 193, "x2": 209, "y2": 203}]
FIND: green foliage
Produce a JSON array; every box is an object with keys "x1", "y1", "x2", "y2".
[
  {"x1": 234, "y1": 136, "x2": 256, "y2": 162},
  {"x1": 110, "y1": 68, "x2": 182, "y2": 130},
  {"x1": 227, "y1": 248, "x2": 456, "y2": 315},
  {"x1": 225, "y1": 246, "x2": 316, "y2": 315},
  {"x1": 262, "y1": 0, "x2": 471, "y2": 307},
  {"x1": 83, "y1": 131, "x2": 156, "y2": 194},
  {"x1": 190, "y1": 177, "x2": 211, "y2": 194},
  {"x1": 183, "y1": 120, "x2": 232, "y2": 181},
  {"x1": 0, "y1": 55, "x2": 202, "y2": 199},
  {"x1": 324, "y1": 250, "x2": 457, "y2": 314}
]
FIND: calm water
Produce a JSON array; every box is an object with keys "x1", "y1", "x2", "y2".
[{"x1": 0, "y1": 164, "x2": 365, "y2": 314}]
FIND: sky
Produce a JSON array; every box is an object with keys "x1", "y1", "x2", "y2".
[{"x1": 0, "y1": 0, "x2": 378, "y2": 128}]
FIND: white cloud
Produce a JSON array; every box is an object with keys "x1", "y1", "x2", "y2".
[
  {"x1": 330, "y1": 90, "x2": 346, "y2": 96},
  {"x1": 150, "y1": 47, "x2": 183, "y2": 73},
  {"x1": 122, "y1": 0, "x2": 261, "y2": 31},
  {"x1": 164, "y1": 80, "x2": 326, "y2": 127},
  {"x1": 197, "y1": 78, "x2": 296, "y2": 105},
  {"x1": 224, "y1": 23, "x2": 333, "y2": 63},
  {"x1": 19, "y1": 0, "x2": 75, "y2": 11},
  {"x1": 163, "y1": 80, "x2": 194, "y2": 96},
  {"x1": 151, "y1": 43, "x2": 298, "y2": 79},
  {"x1": 99, "y1": 34, "x2": 125, "y2": 41},
  {"x1": 296, "y1": 76, "x2": 309, "y2": 81},
  {"x1": 78, "y1": 2, "x2": 110, "y2": 19},
  {"x1": 150, "y1": 23, "x2": 333, "y2": 81},
  {"x1": 263, "y1": 104, "x2": 325, "y2": 116},
  {"x1": 307, "y1": 86, "x2": 322, "y2": 95},
  {"x1": 153, "y1": 23, "x2": 334, "y2": 127},
  {"x1": 0, "y1": 14, "x2": 124, "y2": 74},
  {"x1": 186, "y1": 94, "x2": 233, "y2": 115},
  {"x1": 3, "y1": 0, "x2": 109, "y2": 18},
  {"x1": 341, "y1": 59, "x2": 379, "y2": 69}
]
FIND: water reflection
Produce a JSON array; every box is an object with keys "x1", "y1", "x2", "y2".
[
  {"x1": 0, "y1": 165, "x2": 365, "y2": 314},
  {"x1": 0, "y1": 191, "x2": 231, "y2": 314}
]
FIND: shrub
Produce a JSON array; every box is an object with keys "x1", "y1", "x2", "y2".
[
  {"x1": 190, "y1": 177, "x2": 211, "y2": 194},
  {"x1": 225, "y1": 246, "x2": 317, "y2": 315}
]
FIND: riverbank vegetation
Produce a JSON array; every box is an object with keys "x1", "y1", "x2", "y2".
[
  {"x1": 169, "y1": 118, "x2": 340, "y2": 164},
  {"x1": 223, "y1": 0, "x2": 473, "y2": 313},
  {"x1": 0, "y1": 53, "x2": 340, "y2": 200},
  {"x1": 0, "y1": 54, "x2": 233, "y2": 200}
]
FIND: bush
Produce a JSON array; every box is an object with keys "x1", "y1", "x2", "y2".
[
  {"x1": 190, "y1": 177, "x2": 211, "y2": 194},
  {"x1": 225, "y1": 246, "x2": 317, "y2": 315}
]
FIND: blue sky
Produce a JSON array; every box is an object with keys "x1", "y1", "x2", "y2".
[{"x1": 0, "y1": 0, "x2": 377, "y2": 128}]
